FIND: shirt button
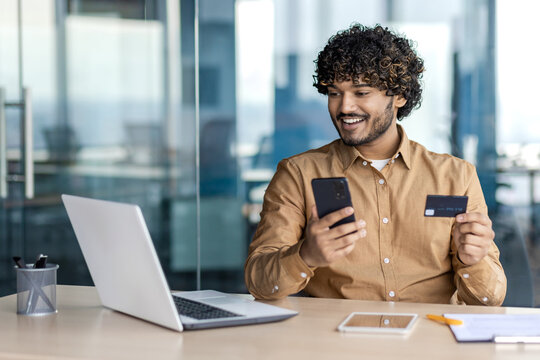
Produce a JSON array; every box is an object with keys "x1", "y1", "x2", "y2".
[
  {"x1": 379, "y1": 179, "x2": 385, "y2": 185},
  {"x1": 300, "y1": 272, "x2": 307, "y2": 279},
  {"x1": 383, "y1": 319, "x2": 390, "y2": 325},
  {"x1": 382, "y1": 217, "x2": 389, "y2": 224},
  {"x1": 463, "y1": 273, "x2": 470, "y2": 279},
  {"x1": 389, "y1": 291, "x2": 395, "y2": 298},
  {"x1": 362, "y1": 161, "x2": 368, "y2": 166},
  {"x1": 391, "y1": 159, "x2": 395, "y2": 164},
  {"x1": 482, "y1": 297, "x2": 488, "y2": 302},
  {"x1": 383, "y1": 258, "x2": 390, "y2": 264},
  {"x1": 274, "y1": 285, "x2": 279, "y2": 290}
]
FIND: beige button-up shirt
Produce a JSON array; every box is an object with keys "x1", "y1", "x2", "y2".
[{"x1": 245, "y1": 126, "x2": 506, "y2": 305}]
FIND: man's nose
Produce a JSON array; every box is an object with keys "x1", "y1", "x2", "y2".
[{"x1": 340, "y1": 93, "x2": 358, "y2": 113}]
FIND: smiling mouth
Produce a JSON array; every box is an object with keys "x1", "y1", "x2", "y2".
[{"x1": 341, "y1": 118, "x2": 366, "y2": 124}]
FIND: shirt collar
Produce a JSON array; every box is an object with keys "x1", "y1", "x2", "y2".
[{"x1": 339, "y1": 124, "x2": 412, "y2": 171}]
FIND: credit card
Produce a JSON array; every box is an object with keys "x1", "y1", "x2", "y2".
[{"x1": 424, "y1": 195, "x2": 468, "y2": 217}]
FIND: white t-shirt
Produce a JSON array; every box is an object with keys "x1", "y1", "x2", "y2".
[
  {"x1": 369, "y1": 158, "x2": 390, "y2": 171},
  {"x1": 369, "y1": 153, "x2": 400, "y2": 171}
]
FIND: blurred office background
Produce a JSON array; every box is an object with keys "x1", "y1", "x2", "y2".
[{"x1": 0, "y1": 0, "x2": 539, "y2": 307}]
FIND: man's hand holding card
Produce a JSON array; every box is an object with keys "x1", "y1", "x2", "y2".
[
  {"x1": 424, "y1": 195, "x2": 495, "y2": 266},
  {"x1": 452, "y1": 212, "x2": 495, "y2": 266}
]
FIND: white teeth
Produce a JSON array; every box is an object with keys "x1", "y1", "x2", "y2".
[{"x1": 342, "y1": 118, "x2": 364, "y2": 124}]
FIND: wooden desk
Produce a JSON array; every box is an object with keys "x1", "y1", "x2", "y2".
[{"x1": 1, "y1": 286, "x2": 540, "y2": 360}]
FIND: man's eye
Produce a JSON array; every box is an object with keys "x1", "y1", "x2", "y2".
[
  {"x1": 356, "y1": 92, "x2": 369, "y2": 96},
  {"x1": 328, "y1": 92, "x2": 340, "y2": 97}
]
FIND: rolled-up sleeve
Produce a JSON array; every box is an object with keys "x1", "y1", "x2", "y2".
[
  {"x1": 453, "y1": 249, "x2": 506, "y2": 306},
  {"x1": 451, "y1": 164, "x2": 507, "y2": 305},
  {"x1": 244, "y1": 159, "x2": 315, "y2": 299}
]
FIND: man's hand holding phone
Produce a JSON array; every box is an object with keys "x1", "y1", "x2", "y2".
[{"x1": 300, "y1": 205, "x2": 367, "y2": 268}]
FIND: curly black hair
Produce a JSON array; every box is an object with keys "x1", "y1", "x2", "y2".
[{"x1": 314, "y1": 24, "x2": 425, "y2": 120}]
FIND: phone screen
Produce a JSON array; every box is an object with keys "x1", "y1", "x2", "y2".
[{"x1": 338, "y1": 312, "x2": 417, "y2": 333}]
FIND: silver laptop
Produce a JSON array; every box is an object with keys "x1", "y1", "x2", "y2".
[{"x1": 62, "y1": 194, "x2": 297, "y2": 331}]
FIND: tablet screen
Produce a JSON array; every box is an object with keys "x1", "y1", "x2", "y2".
[{"x1": 337, "y1": 312, "x2": 417, "y2": 333}]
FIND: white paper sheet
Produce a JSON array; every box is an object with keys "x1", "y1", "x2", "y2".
[{"x1": 444, "y1": 314, "x2": 540, "y2": 342}]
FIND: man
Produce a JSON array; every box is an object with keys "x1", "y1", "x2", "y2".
[{"x1": 244, "y1": 24, "x2": 506, "y2": 305}]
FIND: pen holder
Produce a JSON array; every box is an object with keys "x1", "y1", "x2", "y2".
[{"x1": 15, "y1": 264, "x2": 59, "y2": 316}]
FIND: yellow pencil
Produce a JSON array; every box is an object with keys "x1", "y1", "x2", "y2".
[{"x1": 426, "y1": 314, "x2": 463, "y2": 326}]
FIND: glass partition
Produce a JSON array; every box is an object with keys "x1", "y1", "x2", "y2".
[
  {"x1": 0, "y1": 0, "x2": 197, "y2": 294},
  {"x1": 496, "y1": 0, "x2": 540, "y2": 306}
]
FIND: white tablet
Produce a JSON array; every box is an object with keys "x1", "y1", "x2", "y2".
[{"x1": 337, "y1": 312, "x2": 418, "y2": 334}]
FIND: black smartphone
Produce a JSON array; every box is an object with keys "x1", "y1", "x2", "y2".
[{"x1": 311, "y1": 177, "x2": 355, "y2": 228}]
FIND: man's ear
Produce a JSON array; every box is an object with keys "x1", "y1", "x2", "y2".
[{"x1": 395, "y1": 95, "x2": 407, "y2": 108}]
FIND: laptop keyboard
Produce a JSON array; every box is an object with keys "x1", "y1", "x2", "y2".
[{"x1": 173, "y1": 296, "x2": 241, "y2": 320}]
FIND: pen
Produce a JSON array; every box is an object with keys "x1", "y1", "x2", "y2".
[
  {"x1": 426, "y1": 314, "x2": 463, "y2": 326},
  {"x1": 33, "y1": 254, "x2": 48, "y2": 269},
  {"x1": 12, "y1": 256, "x2": 26, "y2": 269}
]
